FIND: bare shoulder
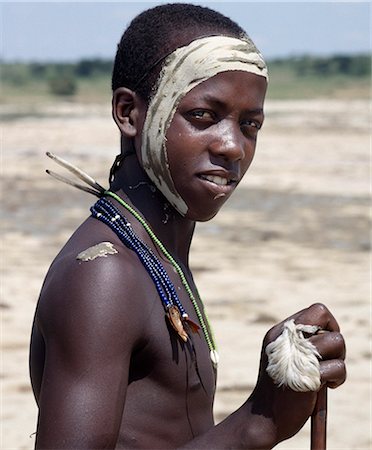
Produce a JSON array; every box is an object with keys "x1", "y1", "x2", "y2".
[
  {"x1": 36, "y1": 216, "x2": 154, "y2": 355},
  {"x1": 31, "y1": 215, "x2": 162, "y2": 448}
]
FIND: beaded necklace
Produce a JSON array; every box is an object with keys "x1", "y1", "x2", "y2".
[
  {"x1": 92, "y1": 197, "x2": 188, "y2": 313},
  {"x1": 103, "y1": 192, "x2": 219, "y2": 366},
  {"x1": 45, "y1": 152, "x2": 219, "y2": 366}
]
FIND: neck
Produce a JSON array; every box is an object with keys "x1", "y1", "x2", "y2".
[{"x1": 110, "y1": 154, "x2": 195, "y2": 267}]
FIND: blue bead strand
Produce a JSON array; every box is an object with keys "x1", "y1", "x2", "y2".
[
  {"x1": 91, "y1": 202, "x2": 173, "y2": 309},
  {"x1": 92, "y1": 199, "x2": 181, "y2": 312},
  {"x1": 95, "y1": 198, "x2": 188, "y2": 317},
  {"x1": 90, "y1": 198, "x2": 187, "y2": 317},
  {"x1": 91, "y1": 205, "x2": 170, "y2": 308}
]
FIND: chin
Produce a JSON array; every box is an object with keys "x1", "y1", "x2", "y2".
[
  {"x1": 185, "y1": 206, "x2": 222, "y2": 222},
  {"x1": 180, "y1": 186, "x2": 235, "y2": 221}
]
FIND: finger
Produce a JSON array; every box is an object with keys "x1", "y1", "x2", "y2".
[
  {"x1": 266, "y1": 305, "x2": 320, "y2": 341},
  {"x1": 320, "y1": 359, "x2": 346, "y2": 389},
  {"x1": 264, "y1": 304, "x2": 340, "y2": 346},
  {"x1": 310, "y1": 331, "x2": 346, "y2": 360},
  {"x1": 297, "y1": 303, "x2": 340, "y2": 332}
]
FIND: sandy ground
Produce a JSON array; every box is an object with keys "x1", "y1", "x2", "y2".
[{"x1": 1, "y1": 98, "x2": 370, "y2": 449}]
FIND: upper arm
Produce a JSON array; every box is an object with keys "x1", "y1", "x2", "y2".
[{"x1": 35, "y1": 250, "x2": 146, "y2": 449}]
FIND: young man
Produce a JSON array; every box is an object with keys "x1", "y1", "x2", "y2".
[{"x1": 30, "y1": 4, "x2": 346, "y2": 449}]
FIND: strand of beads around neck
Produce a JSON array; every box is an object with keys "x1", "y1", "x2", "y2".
[{"x1": 104, "y1": 190, "x2": 219, "y2": 366}]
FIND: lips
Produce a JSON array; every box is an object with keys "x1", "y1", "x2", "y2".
[
  {"x1": 197, "y1": 171, "x2": 239, "y2": 197},
  {"x1": 199, "y1": 174, "x2": 229, "y2": 186},
  {"x1": 198, "y1": 170, "x2": 238, "y2": 185}
]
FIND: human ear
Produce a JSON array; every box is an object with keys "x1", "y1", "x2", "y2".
[{"x1": 112, "y1": 88, "x2": 145, "y2": 138}]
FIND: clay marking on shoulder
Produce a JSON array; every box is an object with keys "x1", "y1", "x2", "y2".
[{"x1": 77, "y1": 242, "x2": 118, "y2": 262}]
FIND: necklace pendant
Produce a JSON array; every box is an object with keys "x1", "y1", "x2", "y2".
[
  {"x1": 210, "y1": 349, "x2": 219, "y2": 366},
  {"x1": 167, "y1": 305, "x2": 188, "y2": 342}
]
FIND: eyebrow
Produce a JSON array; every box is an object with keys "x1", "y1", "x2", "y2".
[
  {"x1": 201, "y1": 94, "x2": 264, "y2": 115},
  {"x1": 244, "y1": 108, "x2": 264, "y2": 116}
]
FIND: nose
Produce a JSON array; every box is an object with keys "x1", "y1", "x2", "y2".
[{"x1": 208, "y1": 120, "x2": 246, "y2": 163}]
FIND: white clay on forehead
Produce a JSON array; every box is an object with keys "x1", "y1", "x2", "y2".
[{"x1": 141, "y1": 35, "x2": 268, "y2": 216}]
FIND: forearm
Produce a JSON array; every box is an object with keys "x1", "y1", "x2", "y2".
[{"x1": 178, "y1": 400, "x2": 276, "y2": 450}]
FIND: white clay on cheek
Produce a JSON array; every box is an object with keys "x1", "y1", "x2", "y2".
[{"x1": 141, "y1": 35, "x2": 268, "y2": 216}]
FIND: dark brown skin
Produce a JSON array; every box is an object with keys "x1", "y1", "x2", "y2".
[{"x1": 30, "y1": 70, "x2": 346, "y2": 449}]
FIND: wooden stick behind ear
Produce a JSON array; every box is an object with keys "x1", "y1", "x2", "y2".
[{"x1": 311, "y1": 386, "x2": 327, "y2": 450}]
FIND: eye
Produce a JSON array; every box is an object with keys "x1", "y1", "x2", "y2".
[
  {"x1": 240, "y1": 120, "x2": 262, "y2": 138},
  {"x1": 241, "y1": 119, "x2": 262, "y2": 130},
  {"x1": 188, "y1": 110, "x2": 216, "y2": 122}
]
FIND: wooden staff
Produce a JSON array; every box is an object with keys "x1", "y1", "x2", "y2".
[{"x1": 310, "y1": 386, "x2": 328, "y2": 450}]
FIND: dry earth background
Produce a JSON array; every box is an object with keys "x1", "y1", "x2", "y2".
[{"x1": 1, "y1": 98, "x2": 371, "y2": 449}]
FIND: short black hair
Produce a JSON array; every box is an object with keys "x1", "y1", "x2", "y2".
[{"x1": 112, "y1": 3, "x2": 247, "y2": 101}]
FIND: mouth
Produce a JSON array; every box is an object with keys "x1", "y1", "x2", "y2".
[
  {"x1": 198, "y1": 173, "x2": 238, "y2": 186},
  {"x1": 197, "y1": 173, "x2": 238, "y2": 197}
]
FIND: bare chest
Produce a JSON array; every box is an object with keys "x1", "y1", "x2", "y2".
[{"x1": 117, "y1": 284, "x2": 217, "y2": 448}]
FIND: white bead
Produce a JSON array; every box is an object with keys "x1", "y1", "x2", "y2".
[{"x1": 210, "y1": 349, "x2": 219, "y2": 366}]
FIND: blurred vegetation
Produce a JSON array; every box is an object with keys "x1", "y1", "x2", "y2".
[
  {"x1": 0, "y1": 58, "x2": 114, "y2": 105},
  {"x1": 266, "y1": 54, "x2": 371, "y2": 99},
  {"x1": 0, "y1": 54, "x2": 370, "y2": 106}
]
